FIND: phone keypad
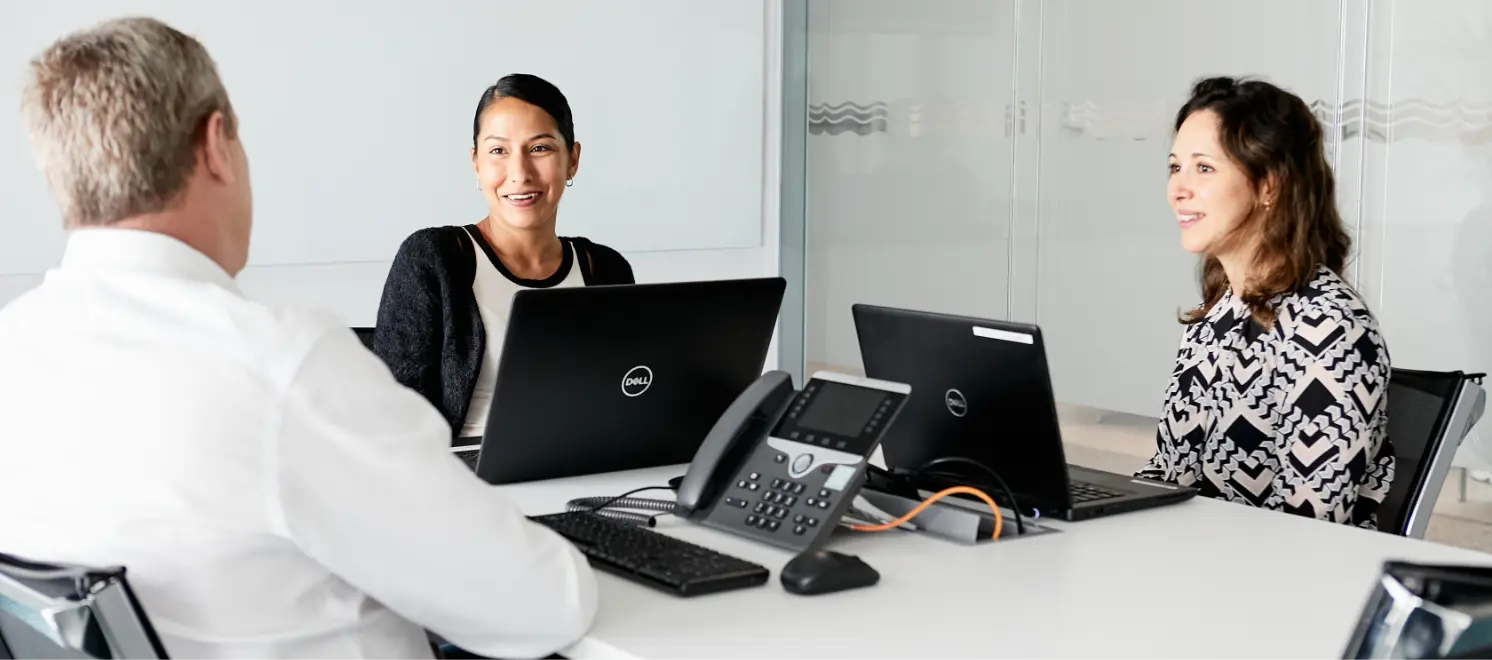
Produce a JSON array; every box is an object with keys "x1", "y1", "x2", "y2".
[{"x1": 737, "y1": 474, "x2": 827, "y2": 534}]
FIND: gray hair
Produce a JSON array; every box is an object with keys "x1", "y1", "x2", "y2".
[{"x1": 20, "y1": 17, "x2": 235, "y2": 228}]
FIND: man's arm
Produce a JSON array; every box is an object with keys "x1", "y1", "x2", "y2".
[{"x1": 271, "y1": 326, "x2": 597, "y2": 658}]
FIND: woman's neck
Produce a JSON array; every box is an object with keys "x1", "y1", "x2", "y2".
[
  {"x1": 477, "y1": 217, "x2": 564, "y2": 280},
  {"x1": 1217, "y1": 249, "x2": 1256, "y2": 297}
]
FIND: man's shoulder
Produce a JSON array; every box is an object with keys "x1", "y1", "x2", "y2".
[{"x1": 234, "y1": 303, "x2": 358, "y2": 385}]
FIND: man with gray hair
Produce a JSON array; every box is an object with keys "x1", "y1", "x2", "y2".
[{"x1": 0, "y1": 16, "x2": 597, "y2": 658}]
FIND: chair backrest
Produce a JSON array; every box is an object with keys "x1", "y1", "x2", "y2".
[
  {"x1": 0, "y1": 553, "x2": 167, "y2": 659},
  {"x1": 351, "y1": 326, "x2": 375, "y2": 350},
  {"x1": 1378, "y1": 368, "x2": 1487, "y2": 538}
]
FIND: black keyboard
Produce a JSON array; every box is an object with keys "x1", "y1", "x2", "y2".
[
  {"x1": 531, "y1": 511, "x2": 770, "y2": 597},
  {"x1": 1069, "y1": 481, "x2": 1127, "y2": 503}
]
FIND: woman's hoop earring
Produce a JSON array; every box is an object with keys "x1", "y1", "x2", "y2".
[{"x1": 566, "y1": 178, "x2": 574, "y2": 188}]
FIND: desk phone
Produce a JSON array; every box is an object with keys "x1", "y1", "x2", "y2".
[{"x1": 675, "y1": 370, "x2": 911, "y2": 553}]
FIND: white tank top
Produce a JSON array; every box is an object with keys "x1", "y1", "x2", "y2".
[{"x1": 459, "y1": 227, "x2": 585, "y2": 438}]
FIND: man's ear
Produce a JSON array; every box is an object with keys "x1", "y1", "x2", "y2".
[{"x1": 200, "y1": 110, "x2": 238, "y2": 185}]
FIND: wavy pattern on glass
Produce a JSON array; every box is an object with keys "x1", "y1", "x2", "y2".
[
  {"x1": 809, "y1": 101, "x2": 889, "y2": 135},
  {"x1": 1058, "y1": 98, "x2": 1492, "y2": 145}
]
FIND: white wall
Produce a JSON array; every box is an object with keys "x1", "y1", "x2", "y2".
[
  {"x1": 803, "y1": 0, "x2": 1492, "y2": 463},
  {"x1": 1, "y1": 0, "x2": 783, "y2": 335}
]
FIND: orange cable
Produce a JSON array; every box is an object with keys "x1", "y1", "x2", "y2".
[{"x1": 848, "y1": 486, "x2": 1003, "y2": 541}]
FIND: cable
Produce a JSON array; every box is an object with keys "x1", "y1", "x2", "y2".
[
  {"x1": 584, "y1": 509, "x2": 658, "y2": 527},
  {"x1": 575, "y1": 483, "x2": 677, "y2": 516},
  {"x1": 557, "y1": 486, "x2": 682, "y2": 526},
  {"x1": 849, "y1": 486, "x2": 1003, "y2": 541},
  {"x1": 913, "y1": 456, "x2": 1026, "y2": 535},
  {"x1": 565, "y1": 496, "x2": 676, "y2": 514}
]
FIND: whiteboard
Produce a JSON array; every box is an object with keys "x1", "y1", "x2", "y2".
[{"x1": 0, "y1": 0, "x2": 766, "y2": 274}]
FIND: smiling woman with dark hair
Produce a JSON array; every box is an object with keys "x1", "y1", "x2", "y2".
[
  {"x1": 1137, "y1": 76, "x2": 1395, "y2": 528},
  {"x1": 372, "y1": 73, "x2": 634, "y2": 441}
]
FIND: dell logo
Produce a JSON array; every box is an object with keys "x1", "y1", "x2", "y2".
[
  {"x1": 621, "y1": 365, "x2": 653, "y2": 397},
  {"x1": 945, "y1": 388, "x2": 968, "y2": 417}
]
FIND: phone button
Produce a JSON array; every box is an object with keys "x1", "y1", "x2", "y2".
[
  {"x1": 774, "y1": 453, "x2": 788, "y2": 464},
  {"x1": 791, "y1": 453, "x2": 812, "y2": 474},
  {"x1": 793, "y1": 525, "x2": 806, "y2": 535}
]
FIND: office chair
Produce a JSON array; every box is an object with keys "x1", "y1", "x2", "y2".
[
  {"x1": 0, "y1": 552, "x2": 168, "y2": 659},
  {"x1": 1376, "y1": 369, "x2": 1487, "y2": 539},
  {"x1": 351, "y1": 326, "x2": 376, "y2": 350}
]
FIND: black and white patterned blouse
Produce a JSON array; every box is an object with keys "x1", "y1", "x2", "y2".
[{"x1": 1137, "y1": 265, "x2": 1395, "y2": 528}]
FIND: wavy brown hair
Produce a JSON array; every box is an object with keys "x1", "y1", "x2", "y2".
[{"x1": 1174, "y1": 76, "x2": 1350, "y2": 328}]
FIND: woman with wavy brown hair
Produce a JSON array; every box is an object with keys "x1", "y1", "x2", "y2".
[{"x1": 1136, "y1": 76, "x2": 1395, "y2": 529}]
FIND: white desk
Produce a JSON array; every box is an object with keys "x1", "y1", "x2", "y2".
[{"x1": 499, "y1": 460, "x2": 1492, "y2": 659}]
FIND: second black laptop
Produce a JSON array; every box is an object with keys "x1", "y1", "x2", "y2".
[
  {"x1": 468, "y1": 277, "x2": 785, "y2": 484},
  {"x1": 852, "y1": 304, "x2": 1195, "y2": 521}
]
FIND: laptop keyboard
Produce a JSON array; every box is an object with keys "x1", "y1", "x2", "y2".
[
  {"x1": 456, "y1": 450, "x2": 479, "y2": 471},
  {"x1": 1069, "y1": 481, "x2": 1126, "y2": 504}
]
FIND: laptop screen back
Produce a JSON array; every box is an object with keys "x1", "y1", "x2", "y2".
[
  {"x1": 853, "y1": 304, "x2": 1074, "y2": 512},
  {"x1": 476, "y1": 277, "x2": 786, "y2": 484}
]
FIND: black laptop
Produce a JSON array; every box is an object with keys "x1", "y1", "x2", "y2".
[
  {"x1": 852, "y1": 304, "x2": 1195, "y2": 521},
  {"x1": 460, "y1": 277, "x2": 785, "y2": 484}
]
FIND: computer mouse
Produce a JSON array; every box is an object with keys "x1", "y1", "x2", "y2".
[{"x1": 780, "y1": 549, "x2": 879, "y2": 595}]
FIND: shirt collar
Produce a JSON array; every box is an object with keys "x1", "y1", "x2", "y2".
[{"x1": 59, "y1": 228, "x2": 240, "y2": 293}]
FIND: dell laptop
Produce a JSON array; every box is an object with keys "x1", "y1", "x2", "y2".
[
  {"x1": 852, "y1": 304, "x2": 1195, "y2": 521},
  {"x1": 459, "y1": 277, "x2": 786, "y2": 484}
]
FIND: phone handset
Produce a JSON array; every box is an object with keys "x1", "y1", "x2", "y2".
[{"x1": 674, "y1": 370, "x2": 796, "y2": 519}]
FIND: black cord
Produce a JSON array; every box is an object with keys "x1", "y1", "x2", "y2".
[
  {"x1": 584, "y1": 485, "x2": 676, "y2": 515},
  {"x1": 913, "y1": 456, "x2": 1026, "y2": 535}
]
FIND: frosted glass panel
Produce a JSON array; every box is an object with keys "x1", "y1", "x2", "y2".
[
  {"x1": 804, "y1": 0, "x2": 1017, "y2": 374},
  {"x1": 1030, "y1": 0, "x2": 1347, "y2": 416},
  {"x1": 1358, "y1": 0, "x2": 1492, "y2": 461},
  {"x1": 1367, "y1": 0, "x2": 1492, "y2": 371}
]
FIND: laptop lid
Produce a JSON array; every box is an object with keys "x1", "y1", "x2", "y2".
[
  {"x1": 852, "y1": 303, "x2": 1074, "y2": 513},
  {"x1": 476, "y1": 277, "x2": 786, "y2": 484}
]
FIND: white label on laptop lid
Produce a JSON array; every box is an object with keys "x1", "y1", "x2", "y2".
[{"x1": 972, "y1": 326, "x2": 1034, "y2": 344}]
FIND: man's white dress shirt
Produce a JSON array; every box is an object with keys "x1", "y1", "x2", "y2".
[{"x1": 0, "y1": 229, "x2": 597, "y2": 658}]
